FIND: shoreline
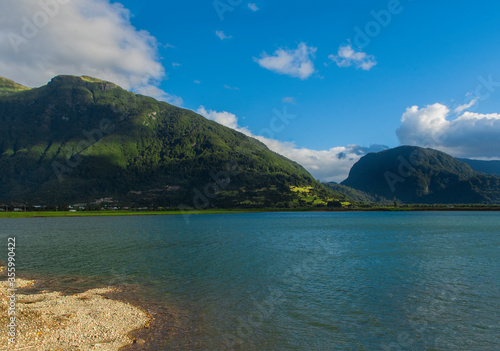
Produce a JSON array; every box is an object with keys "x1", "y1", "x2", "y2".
[
  {"x1": 0, "y1": 267, "x2": 154, "y2": 350},
  {"x1": 1, "y1": 206, "x2": 500, "y2": 218}
]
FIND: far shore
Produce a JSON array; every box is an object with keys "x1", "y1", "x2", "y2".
[{"x1": 1, "y1": 206, "x2": 499, "y2": 218}]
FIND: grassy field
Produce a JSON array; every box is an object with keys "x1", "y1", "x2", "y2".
[
  {"x1": 0, "y1": 209, "x2": 255, "y2": 218},
  {"x1": 1, "y1": 206, "x2": 499, "y2": 218}
]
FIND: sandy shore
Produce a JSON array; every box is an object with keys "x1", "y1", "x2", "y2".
[{"x1": 0, "y1": 267, "x2": 150, "y2": 351}]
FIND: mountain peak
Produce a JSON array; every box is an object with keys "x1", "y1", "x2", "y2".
[
  {"x1": 0, "y1": 77, "x2": 30, "y2": 95},
  {"x1": 0, "y1": 75, "x2": 118, "y2": 95},
  {"x1": 48, "y1": 75, "x2": 119, "y2": 91}
]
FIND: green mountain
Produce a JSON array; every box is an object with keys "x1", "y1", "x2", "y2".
[
  {"x1": 0, "y1": 75, "x2": 340, "y2": 208},
  {"x1": 457, "y1": 158, "x2": 500, "y2": 176},
  {"x1": 341, "y1": 146, "x2": 500, "y2": 204},
  {"x1": 0, "y1": 77, "x2": 30, "y2": 95},
  {"x1": 323, "y1": 182, "x2": 392, "y2": 205}
]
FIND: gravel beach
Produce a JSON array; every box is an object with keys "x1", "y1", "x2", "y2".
[{"x1": 0, "y1": 267, "x2": 150, "y2": 351}]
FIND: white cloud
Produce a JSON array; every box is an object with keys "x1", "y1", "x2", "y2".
[
  {"x1": 197, "y1": 106, "x2": 387, "y2": 182},
  {"x1": 215, "y1": 30, "x2": 232, "y2": 40},
  {"x1": 255, "y1": 42, "x2": 317, "y2": 80},
  {"x1": 248, "y1": 3, "x2": 259, "y2": 11},
  {"x1": 197, "y1": 106, "x2": 244, "y2": 131},
  {"x1": 194, "y1": 80, "x2": 201, "y2": 84},
  {"x1": 329, "y1": 44, "x2": 376, "y2": 71},
  {"x1": 453, "y1": 97, "x2": 478, "y2": 114},
  {"x1": 0, "y1": 0, "x2": 179, "y2": 103},
  {"x1": 396, "y1": 103, "x2": 500, "y2": 158},
  {"x1": 224, "y1": 84, "x2": 239, "y2": 90},
  {"x1": 282, "y1": 97, "x2": 296, "y2": 104},
  {"x1": 172, "y1": 62, "x2": 182, "y2": 68},
  {"x1": 256, "y1": 141, "x2": 380, "y2": 182}
]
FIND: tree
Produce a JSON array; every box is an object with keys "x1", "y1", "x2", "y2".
[{"x1": 328, "y1": 200, "x2": 342, "y2": 208}]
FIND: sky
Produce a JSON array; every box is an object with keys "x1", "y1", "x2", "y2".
[{"x1": 1, "y1": 0, "x2": 499, "y2": 181}]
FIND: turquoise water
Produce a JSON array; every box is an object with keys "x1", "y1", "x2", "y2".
[{"x1": 1, "y1": 212, "x2": 499, "y2": 350}]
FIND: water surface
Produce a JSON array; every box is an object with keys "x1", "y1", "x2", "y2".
[{"x1": 1, "y1": 212, "x2": 498, "y2": 350}]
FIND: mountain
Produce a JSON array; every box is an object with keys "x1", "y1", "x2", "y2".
[
  {"x1": 0, "y1": 75, "x2": 340, "y2": 208},
  {"x1": 323, "y1": 182, "x2": 392, "y2": 205},
  {"x1": 341, "y1": 146, "x2": 500, "y2": 204},
  {"x1": 458, "y1": 158, "x2": 500, "y2": 176},
  {"x1": 0, "y1": 77, "x2": 30, "y2": 95}
]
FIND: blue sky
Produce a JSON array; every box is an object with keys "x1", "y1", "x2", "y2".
[
  {"x1": 1, "y1": 0, "x2": 499, "y2": 181},
  {"x1": 122, "y1": 0, "x2": 500, "y2": 147}
]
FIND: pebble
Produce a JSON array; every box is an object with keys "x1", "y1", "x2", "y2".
[{"x1": 0, "y1": 276, "x2": 149, "y2": 351}]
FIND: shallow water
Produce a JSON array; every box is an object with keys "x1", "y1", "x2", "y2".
[{"x1": 1, "y1": 212, "x2": 499, "y2": 350}]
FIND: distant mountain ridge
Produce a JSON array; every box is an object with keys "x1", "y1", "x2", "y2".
[
  {"x1": 341, "y1": 146, "x2": 500, "y2": 204},
  {"x1": 458, "y1": 158, "x2": 500, "y2": 176},
  {"x1": 0, "y1": 75, "x2": 339, "y2": 208},
  {"x1": 323, "y1": 182, "x2": 392, "y2": 205}
]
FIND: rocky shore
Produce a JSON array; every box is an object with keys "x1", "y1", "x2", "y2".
[{"x1": 0, "y1": 267, "x2": 150, "y2": 350}]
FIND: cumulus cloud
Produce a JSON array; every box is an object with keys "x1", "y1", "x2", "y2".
[
  {"x1": 248, "y1": 3, "x2": 259, "y2": 12},
  {"x1": 0, "y1": 0, "x2": 179, "y2": 104},
  {"x1": 255, "y1": 42, "x2": 317, "y2": 80},
  {"x1": 197, "y1": 106, "x2": 387, "y2": 182},
  {"x1": 396, "y1": 103, "x2": 500, "y2": 158},
  {"x1": 329, "y1": 44, "x2": 376, "y2": 71},
  {"x1": 215, "y1": 30, "x2": 232, "y2": 40},
  {"x1": 197, "y1": 106, "x2": 247, "y2": 132},
  {"x1": 258, "y1": 141, "x2": 387, "y2": 182}
]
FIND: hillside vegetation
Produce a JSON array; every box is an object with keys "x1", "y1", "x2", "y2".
[
  {"x1": 458, "y1": 158, "x2": 500, "y2": 176},
  {"x1": 0, "y1": 75, "x2": 342, "y2": 208},
  {"x1": 0, "y1": 77, "x2": 30, "y2": 95},
  {"x1": 341, "y1": 146, "x2": 500, "y2": 204}
]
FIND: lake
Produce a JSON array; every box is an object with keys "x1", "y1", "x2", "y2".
[{"x1": 1, "y1": 212, "x2": 499, "y2": 350}]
